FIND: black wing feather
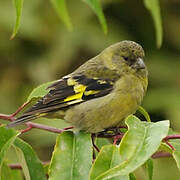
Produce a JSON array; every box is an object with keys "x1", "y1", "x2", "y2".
[{"x1": 8, "y1": 75, "x2": 115, "y2": 127}]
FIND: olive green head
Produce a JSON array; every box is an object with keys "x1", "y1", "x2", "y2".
[{"x1": 101, "y1": 40, "x2": 147, "y2": 75}]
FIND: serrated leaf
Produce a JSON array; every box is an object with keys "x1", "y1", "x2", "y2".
[
  {"x1": 144, "y1": 0, "x2": 162, "y2": 48},
  {"x1": 83, "y1": 0, "x2": 107, "y2": 34},
  {"x1": 0, "y1": 125, "x2": 19, "y2": 168},
  {"x1": 51, "y1": 0, "x2": 72, "y2": 30},
  {"x1": 145, "y1": 158, "x2": 153, "y2": 180},
  {"x1": 89, "y1": 145, "x2": 129, "y2": 180},
  {"x1": 49, "y1": 131, "x2": 92, "y2": 180},
  {"x1": 11, "y1": 0, "x2": 24, "y2": 39},
  {"x1": 138, "y1": 106, "x2": 151, "y2": 122},
  {"x1": 13, "y1": 138, "x2": 46, "y2": 180},
  {"x1": 27, "y1": 81, "x2": 55, "y2": 102},
  {"x1": 95, "y1": 115, "x2": 169, "y2": 180}
]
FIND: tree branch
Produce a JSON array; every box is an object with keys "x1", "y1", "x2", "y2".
[
  {"x1": 20, "y1": 122, "x2": 73, "y2": 134},
  {"x1": 0, "y1": 102, "x2": 30, "y2": 122}
]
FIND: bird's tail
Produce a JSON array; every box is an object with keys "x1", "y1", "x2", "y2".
[{"x1": 7, "y1": 113, "x2": 43, "y2": 128}]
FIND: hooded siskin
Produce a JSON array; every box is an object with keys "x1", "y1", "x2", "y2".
[{"x1": 8, "y1": 40, "x2": 148, "y2": 133}]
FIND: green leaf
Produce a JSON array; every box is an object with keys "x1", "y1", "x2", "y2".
[
  {"x1": 83, "y1": 0, "x2": 107, "y2": 34},
  {"x1": 129, "y1": 173, "x2": 137, "y2": 180},
  {"x1": 13, "y1": 138, "x2": 46, "y2": 180},
  {"x1": 145, "y1": 158, "x2": 153, "y2": 180},
  {"x1": 0, "y1": 125, "x2": 19, "y2": 167},
  {"x1": 138, "y1": 106, "x2": 151, "y2": 122},
  {"x1": 89, "y1": 145, "x2": 129, "y2": 180},
  {"x1": 95, "y1": 138, "x2": 110, "y2": 149},
  {"x1": 51, "y1": 0, "x2": 72, "y2": 31},
  {"x1": 11, "y1": 0, "x2": 24, "y2": 39},
  {"x1": 170, "y1": 138, "x2": 180, "y2": 170},
  {"x1": 43, "y1": 163, "x2": 49, "y2": 174},
  {"x1": 144, "y1": 0, "x2": 163, "y2": 48},
  {"x1": 158, "y1": 142, "x2": 173, "y2": 154},
  {"x1": 0, "y1": 162, "x2": 22, "y2": 180},
  {"x1": 173, "y1": 151, "x2": 180, "y2": 170},
  {"x1": 95, "y1": 115, "x2": 169, "y2": 180},
  {"x1": 27, "y1": 81, "x2": 55, "y2": 102},
  {"x1": 49, "y1": 131, "x2": 92, "y2": 180}
]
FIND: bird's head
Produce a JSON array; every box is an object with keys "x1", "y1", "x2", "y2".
[{"x1": 101, "y1": 40, "x2": 147, "y2": 76}]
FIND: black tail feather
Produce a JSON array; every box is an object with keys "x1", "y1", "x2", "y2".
[{"x1": 7, "y1": 114, "x2": 38, "y2": 128}]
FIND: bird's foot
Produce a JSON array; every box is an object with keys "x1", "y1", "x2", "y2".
[{"x1": 97, "y1": 126, "x2": 125, "y2": 138}]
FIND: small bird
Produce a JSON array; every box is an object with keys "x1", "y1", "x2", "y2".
[{"x1": 8, "y1": 40, "x2": 148, "y2": 133}]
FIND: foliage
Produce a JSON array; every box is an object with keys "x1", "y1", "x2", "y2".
[
  {"x1": 0, "y1": 110, "x2": 180, "y2": 179},
  {"x1": 12, "y1": 0, "x2": 161, "y2": 47},
  {"x1": 0, "y1": 0, "x2": 180, "y2": 179},
  {"x1": 0, "y1": 81, "x2": 179, "y2": 179}
]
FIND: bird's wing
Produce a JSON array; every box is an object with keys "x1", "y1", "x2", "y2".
[{"x1": 23, "y1": 74, "x2": 114, "y2": 115}]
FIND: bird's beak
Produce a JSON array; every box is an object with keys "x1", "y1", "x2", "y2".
[{"x1": 133, "y1": 58, "x2": 146, "y2": 69}]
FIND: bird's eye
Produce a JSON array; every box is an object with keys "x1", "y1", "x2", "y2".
[{"x1": 123, "y1": 56, "x2": 128, "y2": 61}]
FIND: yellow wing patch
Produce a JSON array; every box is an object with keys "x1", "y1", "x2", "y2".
[
  {"x1": 64, "y1": 92, "x2": 83, "y2": 102},
  {"x1": 64, "y1": 84, "x2": 86, "y2": 102},
  {"x1": 84, "y1": 90, "x2": 100, "y2": 96},
  {"x1": 74, "y1": 84, "x2": 86, "y2": 93}
]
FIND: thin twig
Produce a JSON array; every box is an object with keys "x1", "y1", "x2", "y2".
[
  {"x1": 163, "y1": 134, "x2": 180, "y2": 141},
  {"x1": 0, "y1": 102, "x2": 30, "y2": 122},
  {"x1": 9, "y1": 161, "x2": 50, "y2": 170},
  {"x1": 20, "y1": 122, "x2": 73, "y2": 134},
  {"x1": 0, "y1": 114, "x2": 13, "y2": 121},
  {"x1": 11, "y1": 101, "x2": 30, "y2": 117},
  {"x1": 9, "y1": 164, "x2": 22, "y2": 169},
  {"x1": 152, "y1": 151, "x2": 172, "y2": 159},
  {"x1": 164, "y1": 140, "x2": 176, "y2": 150},
  {"x1": 162, "y1": 134, "x2": 180, "y2": 151}
]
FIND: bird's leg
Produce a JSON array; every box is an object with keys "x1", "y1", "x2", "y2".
[
  {"x1": 0, "y1": 101, "x2": 30, "y2": 122},
  {"x1": 96, "y1": 127, "x2": 125, "y2": 145},
  {"x1": 97, "y1": 127, "x2": 123, "y2": 138},
  {"x1": 91, "y1": 134, "x2": 100, "y2": 162},
  {"x1": 91, "y1": 134, "x2": 100, "y2": 152}
]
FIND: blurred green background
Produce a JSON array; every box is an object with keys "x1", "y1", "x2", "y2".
[{"x1": 0, "y1": 0, "x2": 180, "y2": 179}]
